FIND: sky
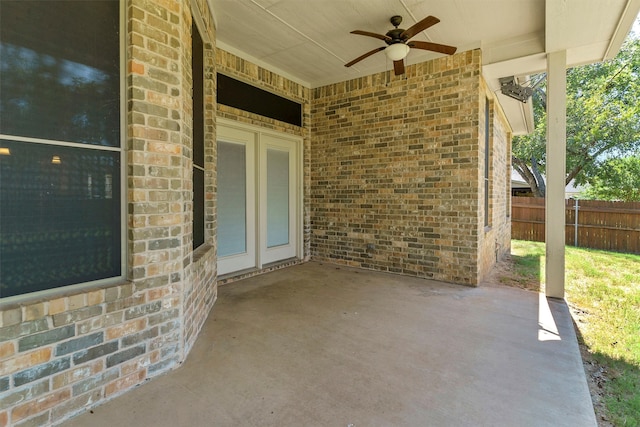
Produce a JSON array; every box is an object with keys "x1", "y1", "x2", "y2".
[{"x1": 632, "y1": 15, "x2": 640, "y2": 39}]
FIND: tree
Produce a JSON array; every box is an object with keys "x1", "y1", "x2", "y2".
[
  {"x1": 581, "y1": 155, "x2": 640, "y2": 201},
  {"x1": 0, "y1": 43, "x2": 119, "y2": 146},
  {"x1": 512, "y1": 37, "x2": 640, "y2": 197}
]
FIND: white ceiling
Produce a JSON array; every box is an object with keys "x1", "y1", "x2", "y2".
[{"x1": 209, "y1": 0, "x2": 640, "y2": 133}]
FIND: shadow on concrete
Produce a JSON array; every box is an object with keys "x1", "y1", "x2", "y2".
[{"x1": 510, "y1": 243, "x2": 640, "y2": 426}]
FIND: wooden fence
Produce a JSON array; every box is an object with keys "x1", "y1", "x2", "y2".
[{"x1": 511, "y1": 197, "x2": 640, "y2": 254}]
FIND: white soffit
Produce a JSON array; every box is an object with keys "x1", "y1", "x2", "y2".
[{"x1": 210, "y1": 0, "x2": 640, "y2": 133}]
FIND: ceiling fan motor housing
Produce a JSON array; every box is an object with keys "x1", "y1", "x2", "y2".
[
  {"x1": 390, "y1": 15, "x2": 403, "y2": 27},
  {"x1": 386, "y1": 15, "x2": 405, "y2": 45},
  {"x1": 385, "y1": 28, "x2": 406, "y2": 45}
]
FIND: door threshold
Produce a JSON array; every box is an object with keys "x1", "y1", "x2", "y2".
[{"x1": 218, "y1": 258, "x2": 302, "y2": 285}]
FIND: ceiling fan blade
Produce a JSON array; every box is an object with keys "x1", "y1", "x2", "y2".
[
  {"x1": 408, "y1": 41, "x2": 457, "y2": 55},
  {"x1": 344, "y1": 46, "x2": 386, "y2": 67},
  {"x1": 351, "y1": 30, "x2": 392, "y2": 42},
  {"x1": 400, "y1": 15, "x2": 440, "y2": 40},
  {"x1": 393, "y1": 60, "x2": 405, "y2": 76}
]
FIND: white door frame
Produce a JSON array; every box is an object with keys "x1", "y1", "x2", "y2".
[
  {"x1": 217, "y1": 118, "x2": 303, "y2": 274},
  {"x1": 259, "y1": 133, "x2": 298, "y2": 265},
  {"x1": 216, "y1": 125, "x2": 257, "y2": 275}
]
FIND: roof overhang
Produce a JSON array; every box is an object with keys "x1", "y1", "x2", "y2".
[{"x1": 210, "y1": 0, "x2": 640, "y2": 135}]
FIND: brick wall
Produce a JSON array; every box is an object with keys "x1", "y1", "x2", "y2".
[
  {"x1": 0, "y1": 8, "x2": 514, "y2": 426},
  {"x1": 310, "y1": 50, "x2": 510, "y2": 285},
  {"x1": 0, "y1": 0, "x2": 218, "y2": 425},
  {"x1": 478, "y1": 83, "x2": 512, "y2": 280},
  {"x1": 181, "y1": 0, "x2": 217, "y2": 355}
]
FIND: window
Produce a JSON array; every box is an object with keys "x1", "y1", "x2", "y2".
[
  {"x1": 192, "y1": 22, "x2": 205, "y2": 249},
  {"x1": 217, "y1": 74, "x2": 302, "y2": 127},
  {"x1": 0, "y1": 1, "x2": 122, "y2": 298},
  {"x1": 506, "y1": 131, "x2": 512, "y2": 218},
  {"x1": 484, "y1": 98, "x2": 492, "y2": 228}
]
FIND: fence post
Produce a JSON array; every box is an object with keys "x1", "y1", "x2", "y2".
[{"x1": 574, "y1": 198, "x2": 579, "y2": 247}]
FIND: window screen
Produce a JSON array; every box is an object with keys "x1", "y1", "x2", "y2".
[
  {"x1": 0, "y1": 1, "x2": 121, "y2": 298},
  {"x1": 484, "y1": 98, "x2": 491, "y2": 227},
  {"x1": 192, "y1": 22, "x2": 205, "y2": 249}
]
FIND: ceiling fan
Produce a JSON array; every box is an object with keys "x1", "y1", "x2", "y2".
[{"x1": 345, "y1": 15, "x2": 457, "y2": 75}]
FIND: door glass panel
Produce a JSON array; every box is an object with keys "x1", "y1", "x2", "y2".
[
  {"x1": 266, "y1": 148, "x2": 289, "y2": 248},
  {"x1": 217, "y1": 141, "x2": 246, "y2": 257}
]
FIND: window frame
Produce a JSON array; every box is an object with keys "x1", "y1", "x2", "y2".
[
  {"x1": 192, "y1": 19, "x2": 205, "y2": 250},
  {"x1": 484, "y1": 97, "x2": 493, "y2": 229},
  {"x1": 0, "y1": 0, "x2": 126, "y2": 303}
]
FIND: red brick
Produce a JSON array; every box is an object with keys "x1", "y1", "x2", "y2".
[
  {"x1": 104, "y1": 370, "x2": 146, "y2": 397},
  {"x1": 0, "y1": 342, "x2": 15, "y2": 360},
  {"x1": 148, "y1": 141, "x2": 181, "y2": 155},
  {"x1": 148, "y1": 287, "x2": 171, "y2": 301},
  {"x1": 105, "y1": 318, "x2": 147, "y2": 340},
  {"x1": 129, "y1": 60, "x2": 145, "y2": 75},
  {"x1": 52, "y1": 361, "x2": 102, "y2": 389},
  {"x1": 11, "y1": 389, "x2": 71, "y2": 422},
  {"x1": 0, "y1": 348, "x2": 51, "y2": 376}
]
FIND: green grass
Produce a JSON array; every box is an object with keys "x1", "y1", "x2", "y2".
[{"x1": 509, "y1": 240, "x2": 640, "y2": 426}]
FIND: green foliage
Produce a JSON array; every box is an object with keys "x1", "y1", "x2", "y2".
[
  {"x1": 582, "y1": 155, "x2": 640, "y2": 201},
  {"x1": 512, "y1": 37, "x2": 640, "y2": 196}
]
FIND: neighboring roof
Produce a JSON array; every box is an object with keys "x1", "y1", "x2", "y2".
[
  {"x1": 511, "y1": 170, "x2": 585, "y2": 193},
  {"x1": 210, "y1": 0, "x2": 639, "y2": 134},
  {"x1": 512, "y1": 179, "x2": 530, "y2": 189}
]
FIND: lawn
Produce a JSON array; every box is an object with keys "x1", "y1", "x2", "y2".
[{"x1": 498, "y1": 240, "x2": 640, "y2": 427}]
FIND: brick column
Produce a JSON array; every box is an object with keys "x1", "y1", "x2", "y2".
[{"x1": 127, "y1": 0, "x2": 187, "y2": 369}]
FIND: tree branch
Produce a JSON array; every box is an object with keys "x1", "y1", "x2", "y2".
[
  {"x1": 531, "y1": 158, "x2": 546, "y2": 197},
  {"x1": 566, "y1": 164, "x2": 584, "y2": 186},
  {"x1": 512, "y1": 156, "x2": 544, "y2": 197}
]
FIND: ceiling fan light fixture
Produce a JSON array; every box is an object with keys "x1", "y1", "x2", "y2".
[
  {"x1": 385, "y1": 43, "x2": 410, "y2": 61},
  {"x1": 346, "y1": 15, "x2": 455, "y2": 75}
]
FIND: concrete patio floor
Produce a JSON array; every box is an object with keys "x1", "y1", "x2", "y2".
[{"x1": 64, "y1": 261, "x2": 596, "y2": 426}]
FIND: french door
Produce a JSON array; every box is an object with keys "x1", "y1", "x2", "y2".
[{"x1": 217, "y1": 121, "x2": 300, "y2": 275}]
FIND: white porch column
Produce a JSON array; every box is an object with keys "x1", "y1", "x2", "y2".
[{"x1": 545, "y1": 50, "x2": 567, "y2": 299}]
